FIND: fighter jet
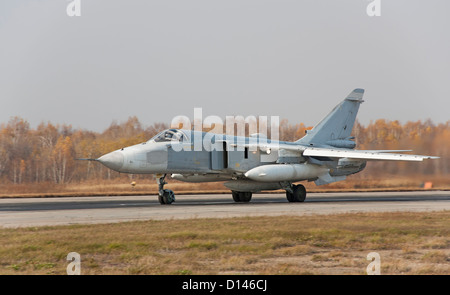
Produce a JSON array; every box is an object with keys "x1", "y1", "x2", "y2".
[{"x1": 88, "y1": 89, "x2": 439, "y2": 204}]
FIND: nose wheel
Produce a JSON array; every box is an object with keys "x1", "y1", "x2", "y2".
[{"x1": 157, "y1": 174, "x2": 175, "y2": 205}]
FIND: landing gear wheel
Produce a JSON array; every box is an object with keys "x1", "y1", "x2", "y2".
[
  {"x1": 232, "y1": 191, "x2": 240, "y2": 202},
  {"x1": 286, "y1": 191, "x2": 294, "y2": 202},
  {"x1": 231, "y1": 191, "x2": 252, "y2": 203},
  {"x1": 286, "y1": 184, "x2": 306, "y2": 202},
  {"x1": 159, "y1": 189, "x2": 175, "y2": 205},
  {"x1": 239, "y1": 192, "x2": 252, "y2": 203},
  {"x1": 157, "y1": 174, "x2": 175, "y2": 205}
]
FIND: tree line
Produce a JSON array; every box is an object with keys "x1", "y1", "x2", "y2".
[{"x1": 0, "y1": 116, "x2": 447, "y2": 184}]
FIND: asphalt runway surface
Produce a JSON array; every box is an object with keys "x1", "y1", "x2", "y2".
[{"x1": 0, "y1": 191, "x2": 449, "y2": 228}]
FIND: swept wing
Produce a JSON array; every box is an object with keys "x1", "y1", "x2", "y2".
[{"x1": 302, "y1": 147, "x2": 438, "y2": 162}]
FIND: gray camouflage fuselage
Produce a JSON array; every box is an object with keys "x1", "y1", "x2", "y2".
[
  {"x1": 92, "y1": 88, "x2": 437, "y2": 203},
  {"x1": 98, "y1": 130, "x2": 366, "y2": 192}
]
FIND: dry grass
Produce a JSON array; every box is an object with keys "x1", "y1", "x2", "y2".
[{"x1": 0, "y1": 211, "x2": 448, "y2": 275}]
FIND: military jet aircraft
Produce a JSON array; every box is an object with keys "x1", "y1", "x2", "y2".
[{"x1": 87, "y1": 89, "x2": 438, "y2": 204}]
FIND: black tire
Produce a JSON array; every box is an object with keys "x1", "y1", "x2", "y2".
[
  {"x1": 232, "y1": 191, "x2": 241, "y2": 202},
  {"x1": 286, "y1": 191, "x2": 294, "y2": 202},
  {"x1": 232, "y1": 191, "x2": 252, "y2": 203},
  {"x1": 158, "y1": 194, "x2": 165, "y2": 204},
  {"x1": 292, "y1": 184, "x2": 306, "y2": 202},
  {"x1": 239, "y1": 192, "x2": 252, "y2": 203},
  {"x1": 160, "y1": 189, "x2": 175, "y2": 205},
  {"x1": 286, "y1": 184, "x2": 306, "y2": 202}
]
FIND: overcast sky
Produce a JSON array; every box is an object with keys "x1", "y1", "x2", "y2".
[{"x1": 0, "y1": 0, "x2": 449, "y2": 132}]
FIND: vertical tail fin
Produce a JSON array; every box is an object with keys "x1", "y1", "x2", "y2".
[{"x1": 296, "y1": 88, "x2": 364, "y2": 146}]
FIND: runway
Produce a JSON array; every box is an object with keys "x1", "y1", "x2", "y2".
[{"x1": 0, "y1": 191, "x2": 449, "y2": 228}]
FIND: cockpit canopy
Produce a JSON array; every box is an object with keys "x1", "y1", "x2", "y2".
[{"x1": 150, "y1": 129, "x2": 188, "y2": 143}]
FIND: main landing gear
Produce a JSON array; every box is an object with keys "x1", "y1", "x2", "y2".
[
  {"x1": 231, "y1": 183, "x2": 306, "y2": 203},
  {"x1": 231, "y1": 191, "x2": 252, "y2": 203},
  {"x1": 156, "y1": 175, "x2": 305, "y2": 204},
  {"x1": 285, "y1": 184, "x2": 306, "y2": 202},
  {"x1": 157, "y1": 174, "x2": 175, "y2": 205}
]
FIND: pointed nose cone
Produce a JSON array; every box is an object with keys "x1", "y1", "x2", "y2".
[{"x1": 98, "y1": 151, "x2": 124, "y2": 171}]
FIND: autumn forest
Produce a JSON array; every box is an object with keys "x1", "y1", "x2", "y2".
[{"x1": 0, "y1": 116, "x2": 448, "y2": 190}]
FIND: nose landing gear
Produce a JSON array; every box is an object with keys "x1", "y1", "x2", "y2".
[{"x1": 157, "y1": 174, "x2": 175, "y2": 205}]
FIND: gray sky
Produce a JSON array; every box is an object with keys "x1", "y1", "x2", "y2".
[{"x1": 1, "y1": 0, "x2": 449, "y2": 132}]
